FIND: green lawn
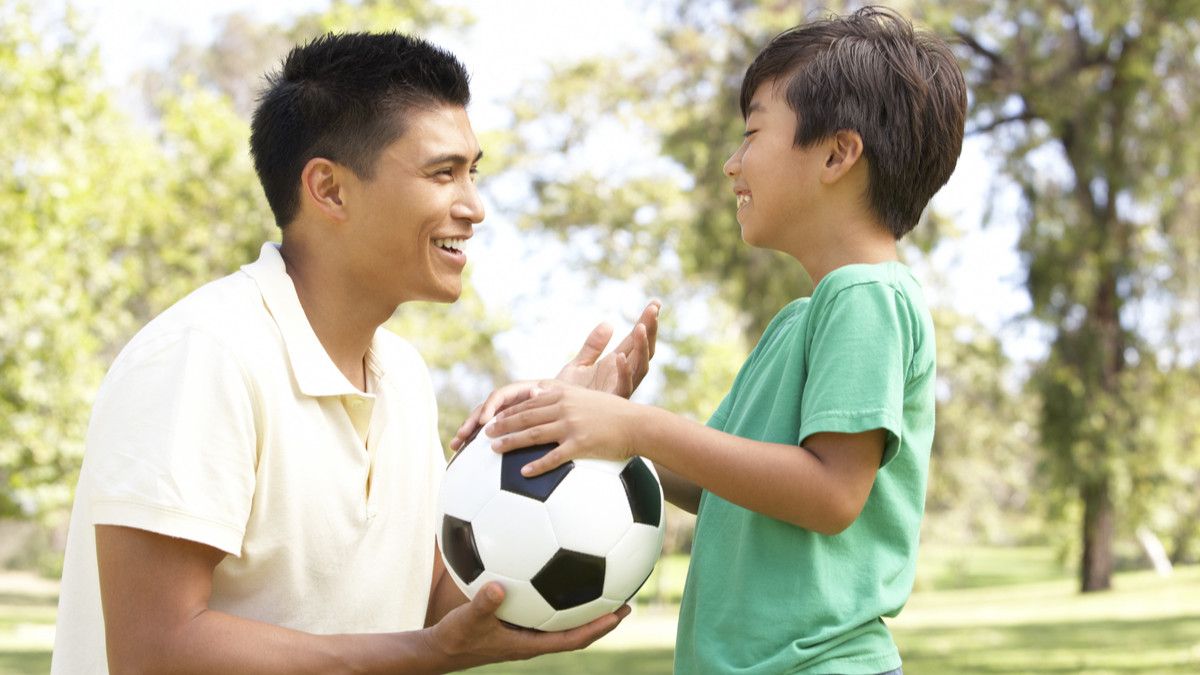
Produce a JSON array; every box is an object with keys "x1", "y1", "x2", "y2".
[{"x1": 4, "y1": 547, "x2": 1199, "y2": 674}]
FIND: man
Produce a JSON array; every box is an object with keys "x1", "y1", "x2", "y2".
[{"x1": 52, "y1": 31, "x2": 658, "y2": 673}]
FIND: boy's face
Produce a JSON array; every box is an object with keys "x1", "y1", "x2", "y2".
[
  {"x1": 339, "y1": 104, "x2": 484, "y2": 305},
  {"x1": 723, "y1": 80, "x2": 826, "y2": 253}
]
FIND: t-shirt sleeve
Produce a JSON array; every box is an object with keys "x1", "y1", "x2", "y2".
[
  {"x1": 797, "y1": 282, "x2": 909, "y2": 466},
  {"x1": 87, "y1": 329, "x2": 258, "y2": 556}
]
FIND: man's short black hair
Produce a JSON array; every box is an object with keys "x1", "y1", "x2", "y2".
[
  {"x1": 250, "y1": 32, "x2": 471, "y2": 227},
  {"x1": 740, "y1": 6, "x2": 967, "y2": 238}
]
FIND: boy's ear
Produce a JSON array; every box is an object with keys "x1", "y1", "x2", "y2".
[
  {"x1": 300, "y1": 157, "x2": 350, "y2": 222},
  {"x1": 820, "y1": 130, "x2": 865, "y2": 185}
]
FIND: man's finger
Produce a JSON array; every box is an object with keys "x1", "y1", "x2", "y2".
[
  {"x1": 568, "y1": 322, "x2": 614, "y2": 368},
  {"x1": 642, "y1": 300, "x2": 660, "y2": 359},
  {"x1": 451, "y1": 405, "x2": 485, "y2": 451}
]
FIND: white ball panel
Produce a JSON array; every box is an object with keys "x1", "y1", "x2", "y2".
[
  {"x1": 537, "y1": 597, "x2": 623, "y2": 632},
  {"x1": 572, "y1": 457, "x2": 628, "y2": 475},
  {"x1": 545, "y1": 469, "x2": 633, "y2": 556},
  {"x1": 602, "y1": 522, "x2": 666, "y2": 602},
  {"x1": 471, "y1": 491, "x2": 560, "y2": 580},
  {"x1": 465, "y1": 570, "x2": 557, "y2": 629},
  {"x1": 439, "y1": 433, "x2": 502, "y2": 521}
]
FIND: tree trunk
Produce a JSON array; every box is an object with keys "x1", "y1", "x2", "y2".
[{"x1": 1080, "y1": 479, "x2": 1115, "y2": 592}]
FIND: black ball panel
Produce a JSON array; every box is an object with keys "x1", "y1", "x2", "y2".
[
  {"x1": 531, "y1": 549, "x2": 606, "y2": 610},
  {"x1": 442, "y1": 515, "x2": 484, "y2": 584},
  {"x1": 500, "y1": 443, "x2": 574, "y2": 502},
  {"x1": 620, "y1": 457, "x2": 662, "y2": 526}
]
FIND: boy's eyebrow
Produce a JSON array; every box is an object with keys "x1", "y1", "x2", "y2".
[
  {"x1": 422, "y1": 149, "x2": 484, "y2": 168},
  {"x1": 746, "y1": 101, "x2": 765, "y2": 115}
]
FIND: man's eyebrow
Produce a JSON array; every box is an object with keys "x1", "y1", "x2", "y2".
[{"x1": 422, "y1": 150, "x2": 484, "y2": 167}]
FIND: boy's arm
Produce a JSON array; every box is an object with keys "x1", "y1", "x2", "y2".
[
  {"x1": 96, "y1": 525, "x2": 626, "y2": 674},
  {"x1": 488, "y1": 387, "x2": 883, "y2": 535},
  {"x1": 653, "y1": 462, "x2": 702, "y2": 515}
]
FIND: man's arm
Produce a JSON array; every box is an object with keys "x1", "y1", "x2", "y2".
[
  {"x1": 425, "y1": 541, "x2": 468, "y2": 628},
  {"x1": 97, "y1": 525, "x2": 625, "y2": 674},
  {"x1": 450, "y1": 301, "x2": 660, "y2": 452}
]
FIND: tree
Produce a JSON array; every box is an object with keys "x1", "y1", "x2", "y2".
[
  {"x1": 924, "y1": 0, "x2": 1200, "y2": 590},
  {"x1": 0, "y1": 0, "x2": 501, "y2": 525},
  {"x1": 492, "y1": 0, "x2": 1048, "y2": 557},
  {"x1": 144, "y1": 1, "x2": 504, "y2": 447}
]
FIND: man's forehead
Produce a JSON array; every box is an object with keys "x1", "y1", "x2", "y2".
[{"x1": 390, "y1": 105, "x2": 481, "y2": 161}]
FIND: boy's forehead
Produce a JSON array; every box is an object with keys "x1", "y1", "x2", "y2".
[{"x1": 746, "y1": 79, "x2": 792, "y2": 118}]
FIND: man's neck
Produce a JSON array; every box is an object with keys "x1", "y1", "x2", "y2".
[{"x1": 279, "y1": 239, "x2": 392, "y2": 392}]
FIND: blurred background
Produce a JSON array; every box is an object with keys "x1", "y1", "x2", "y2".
[{"x1": 2, "y1": 0, "x2": 1198, "y2": 672}]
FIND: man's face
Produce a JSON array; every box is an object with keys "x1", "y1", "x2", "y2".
[
  {"x1": 722, "y1": 80, "x2": 825, "y2": 252},
  {"x1": 340, "y1": 104, "x2": 484, "y2": 305}
]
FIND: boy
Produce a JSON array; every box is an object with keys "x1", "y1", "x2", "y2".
[
  {"x1": 479, "y1": 7, "x2": 966, "y2": 674},
  {"x1": 52, "y1": 32, "x2": 659, "y2": 673}
]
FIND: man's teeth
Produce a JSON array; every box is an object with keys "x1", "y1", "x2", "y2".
[
  {"x1": 736, "y1": 194, "x2": 751, "y2": 209},
  {"x1": 433, "y1": 238, "x2": 465, "y2": 251}
]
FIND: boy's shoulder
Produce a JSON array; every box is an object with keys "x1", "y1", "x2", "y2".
[
  {"x1": 815, "y1": 261, "x2": 917, "y2": 295},
  {"x1": 811, "y1": 262, "x2": 926, "y2": 312}
]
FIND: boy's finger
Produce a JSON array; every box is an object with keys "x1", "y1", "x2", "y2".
[
  {"x1": 520, "y1": 443, "x2": 571, "y2": 477},
  {"x1": 488, "y1": 405, "x2": 559, "y2": 439}
]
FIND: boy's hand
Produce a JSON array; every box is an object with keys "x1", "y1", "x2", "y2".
[
  {"x1": 426, "y1": 582, "x2": 628, "y2": 668},
  {"x1": 450, "y1": 301, "x2": 660, "y2": 452},
  {"x1": 486, "y1": 383, "x2": 641, "y2": 476}
]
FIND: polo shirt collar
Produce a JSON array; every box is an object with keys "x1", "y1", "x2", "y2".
[{"x1": 241, "y1": 242, "x2": 367, "y2": 398}]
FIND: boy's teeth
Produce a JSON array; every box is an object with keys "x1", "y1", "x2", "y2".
[{"x1": 736, "y1": 194, "x2": 751, "y2": 209}]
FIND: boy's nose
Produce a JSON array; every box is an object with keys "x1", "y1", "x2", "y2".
[{"x1": 723, "y1": 148, "x2": 742, "y2": 177}]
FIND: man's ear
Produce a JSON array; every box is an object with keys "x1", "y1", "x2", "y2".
[
  {"x1": 300, "y1": 157, "x2": 349, "y2": 221},
  {"x1": 820, "y1": 130, "x2": 865, "y2": 184}
]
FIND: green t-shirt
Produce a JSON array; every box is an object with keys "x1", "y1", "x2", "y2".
[{"x1": 674, "y1": 262, "x2": 936, "y2": 675}]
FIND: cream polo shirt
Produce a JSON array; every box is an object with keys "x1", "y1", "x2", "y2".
[{"x1": 52, "y1": 243, "x2": 446, "y2": 674}]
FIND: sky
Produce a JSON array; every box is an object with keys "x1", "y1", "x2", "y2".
[{"x1": 72, "y1": 0, "x2": 1038, "y2": 381}]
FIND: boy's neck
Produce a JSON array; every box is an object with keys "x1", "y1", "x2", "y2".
[{"x1": 790, "y1": 213, "x2": 899, "y2": 287}]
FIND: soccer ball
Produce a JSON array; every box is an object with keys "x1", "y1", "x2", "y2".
[{"x1": 436, "y1": 431, "x2": 666, "y2": 631}]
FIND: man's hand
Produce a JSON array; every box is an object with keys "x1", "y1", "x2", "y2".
[
  {"x1": 556, "y1": 300, "x2": 660, "y2": 398},
  {"x1": 450, "y1": 301, "x2": 660, "y2": 452},
  {"x1": 425, "y1": 582, "x2": 628, "y2": 669}
]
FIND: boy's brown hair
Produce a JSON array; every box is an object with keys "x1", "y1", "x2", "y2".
[{"x1": 740, "y1": 6, "x2": 967, "y2": 238}]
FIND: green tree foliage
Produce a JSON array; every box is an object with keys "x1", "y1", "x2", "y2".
[
  {"x1": 0, "y1": 0, "x2": 503, "y2": 520},
  {"x1": 144, "y1": 0, "x2": 505, "y2": 447},
  {"x1": 498, "y1": 0, "x2": 1038, "y2": 548},
  {"x1": 922, "y1": 0, "x2": 1200, "y2": 590}
]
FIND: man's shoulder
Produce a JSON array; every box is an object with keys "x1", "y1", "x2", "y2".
[{"x1": 120, "y1": 270, "x2": 272, "y2": 364}]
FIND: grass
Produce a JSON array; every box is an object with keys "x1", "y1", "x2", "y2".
[{"x1": 4, "y1": 547, "x2": 1199, "y2": 674}]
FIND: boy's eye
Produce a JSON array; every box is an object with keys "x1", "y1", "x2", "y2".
[{"x1": 742, "y1": 129, "x2": 757, "y2": 138}]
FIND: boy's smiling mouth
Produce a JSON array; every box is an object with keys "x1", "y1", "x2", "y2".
[{"x1": 736, "y1": 193, "x2": 751, "y2": 210}]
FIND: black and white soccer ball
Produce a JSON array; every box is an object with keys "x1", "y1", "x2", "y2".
[{"x1": 436, "y1": 431, "x2": 666, "y2": 631}]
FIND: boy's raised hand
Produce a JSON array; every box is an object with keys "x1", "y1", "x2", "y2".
[
  {"x1": 485, "y1": 382, "x2": 641, "y2": 477},
  {"x1": 450, "y1": 301, "x2": 660, "y2": 452}
]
